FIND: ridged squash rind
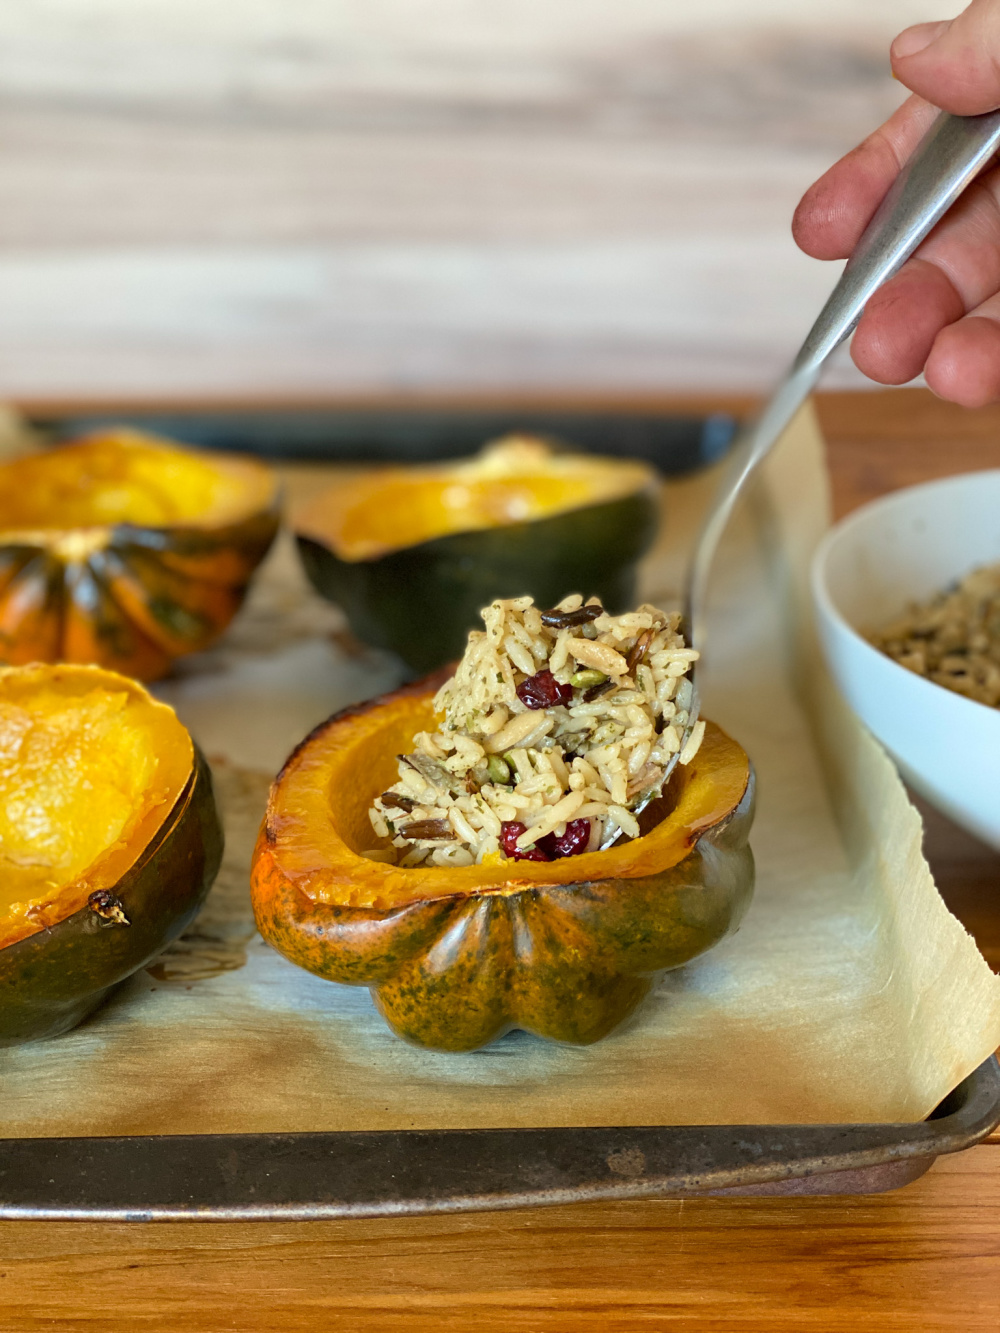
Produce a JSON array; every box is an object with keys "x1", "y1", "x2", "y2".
[
  {"x1": 251, "y1": 680, "x2": 755, "y2": 1052},
  {"x1": 0, "y1": 434, "x2": 280, "y2": 681}
]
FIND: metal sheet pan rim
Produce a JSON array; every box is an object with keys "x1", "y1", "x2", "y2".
[{"x1": 1, "y1": 1056, "x2": 996, "y2": 1220}]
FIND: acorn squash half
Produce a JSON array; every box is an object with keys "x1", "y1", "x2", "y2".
[
  {"x1": 251, "y1": 675, "x2": 755, "y2": 1052},
  {"x1": 0, "y1": 429, "x2": 280, "y2": 681},
  {"x1": 294, "y1": 437, "x2": 660, "y2": 673},
  {"x1": 0, "y1": 663, "x2": 222, "y2": 1044}
]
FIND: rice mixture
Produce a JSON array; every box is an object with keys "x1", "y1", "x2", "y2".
[
  {"x1": 869, "y1": 561, "x2": 1000, "y2": 708},
  {"x1": 367, "y1": 594, "x2": 703, "y2": 867}
]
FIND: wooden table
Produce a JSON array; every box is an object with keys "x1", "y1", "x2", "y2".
[{"x1": 3, "y1": 387, "x2": 999, "y2": 1332}]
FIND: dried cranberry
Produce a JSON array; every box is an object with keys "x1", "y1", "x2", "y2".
[
  {"x1": 500, "y1": 820, "x2": 551, "y2": 862},
  {"x1": 516, "y1": 669, "x2": 573, "y2": 710},
  {"x1": 499, "y1": 821, "x2": 523, "y2": 856},
  {"x1": 544, "y1": 818, "x2": 593, "y2": 859}
]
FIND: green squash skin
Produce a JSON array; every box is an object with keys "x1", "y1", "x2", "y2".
[
  {"x1": 296, "y1": 488, "x2": 660, "y2": 673},
  {"x1": 0, "y1": 747, "x2": 223, "y2": 1046},
  {"x1": 254, "y1": 770, "x2": 755, "y2": 1053}
]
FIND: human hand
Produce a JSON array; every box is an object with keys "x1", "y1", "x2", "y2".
[{"x1": 793, "y1": 1, "x2": 1000, "y2": 406}]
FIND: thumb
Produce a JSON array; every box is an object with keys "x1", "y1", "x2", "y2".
[{"x1": 891, "y1": 0, "x2": 1000, "y2": 115}]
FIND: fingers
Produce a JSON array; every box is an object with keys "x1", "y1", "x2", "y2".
[
  {"x1": 926, "y1": 311, "x2": 1000, "y2": 406},
  {"x1": 851, "y1": 260, "x2": 965, "y2": 384},
  {"x1": 795, "y1": 0, "x2": 1000, "y2": 259},
  {"x1": 849, "y1": 169, "x2": 1000, "y2": 385},
  {"x1": 850, "y1": 175, "x2": 1000, "y2": 398},
  {"x1": 795, "y1": 0, "x2": 1000, "y2": 402},
  {"x1": 792, "y1": 97, "x2": 939, "y2": 260},
  {"x1": 892, "y1": 0, "x2": 1000, "y2": 115}
]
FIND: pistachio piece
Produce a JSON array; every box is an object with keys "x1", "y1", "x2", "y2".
[{"x1": 569, "y1": 668, "x2": 607, "y2": 688}]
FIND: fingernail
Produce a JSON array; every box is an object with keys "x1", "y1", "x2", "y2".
[{"x1": 891, "y1": 19, "x2": 951, "y2": 60}]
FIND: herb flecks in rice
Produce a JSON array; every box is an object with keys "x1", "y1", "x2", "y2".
[
  {"x1": 869, "y1": 561, "x2": 1000, "y2": 708},
  {"x1": 368, "y1": 594, "x2": 703, "y2": 868}
]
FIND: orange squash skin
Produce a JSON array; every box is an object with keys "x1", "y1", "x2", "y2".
[
  {"x1": 0, "y1": 513, "x2": 279, "y2": 681},
  {"x1": 0, "y1": 444, "x2": 280, "y2": 681},
  {"x1": 252, "y1": 681, "x2": 755, "y2": 1052}
]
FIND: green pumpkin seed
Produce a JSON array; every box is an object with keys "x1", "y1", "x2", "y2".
[
  {"x1": 570, "y1": 669, "x2": 607, "y2": 688},
  {"x1": 487, "y1": 755, "x2": 511, "y2": 784}
]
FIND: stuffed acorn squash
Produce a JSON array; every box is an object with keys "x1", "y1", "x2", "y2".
[
  {"x1": 251, "y1": 669, "x2": 754, "y2": 1052},
  {"x1": 0, "y1": 429, "x2": 279, "y2": 680},
  {"x1": 0, "y1": 663, "x2": 222, "y2": 1044},
  {"x1": 293, "y1": 436, "x2": 659, "y2": 672}
]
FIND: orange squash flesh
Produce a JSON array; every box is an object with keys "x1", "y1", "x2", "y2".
[
  {"x1": 295, "y1": 446, "x2": 656, "y2": 563},
  {"x1": 0, "y1": 431, "x2": 274, "y2": 532},
  {"x1": 0, "y1": 664, "x2": 193, "y2": 949},
  {"x1": 252, "y1": 677, "x2": 756, "y2": 1051},
  {"x1": 0, "y1": 431, "x2": 279, "y2": 680}
]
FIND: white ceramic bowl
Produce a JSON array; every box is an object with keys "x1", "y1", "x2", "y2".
[{"x1": 811, "y1": 469, "x2": 1000, "y2": 850}]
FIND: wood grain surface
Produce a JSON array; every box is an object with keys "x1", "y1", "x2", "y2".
[
  {"x1": 0, "y1": 1148, "x2": 998, "y2": 1332},
  {"x1": 0, "y1": 3, "x2": 926, "y2": 402},
  {"x1": 2, "y1": 387, "x2": 999, "y2": 1331}
]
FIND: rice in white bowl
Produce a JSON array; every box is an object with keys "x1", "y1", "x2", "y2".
[
  {"x1": 868, "y1": 560, "x2": 1000, "y2": 708},
  {"x1": 367, "y1": 593, "x2": 703, "y2": 867}
]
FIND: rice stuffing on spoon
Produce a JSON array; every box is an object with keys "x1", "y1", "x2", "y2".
[{"x1": 368, "y1": 594, "x2": 704, "y2": 867}]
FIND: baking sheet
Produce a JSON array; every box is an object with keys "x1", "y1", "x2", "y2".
[
  {"x1": 2, "y1": 403, "x2": 999, "y2": 1135},
  {"x1": 4, "y1": 1059, "x2": 1000, "y2": 1218}
]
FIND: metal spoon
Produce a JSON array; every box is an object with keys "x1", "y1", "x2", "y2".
[{"x1": 602, "y1": 108, "x2": 1000, "y2": 849}]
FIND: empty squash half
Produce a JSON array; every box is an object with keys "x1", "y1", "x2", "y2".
[
  {"x1": 294, "y1": 437, "x2": 660, "y2": 672},
  {"x1": 0, "y1": 429, "x2": 280, "y2": 680},
  {"x1": 0, "y1": 663, "x2": 222, "y2": 1044}
]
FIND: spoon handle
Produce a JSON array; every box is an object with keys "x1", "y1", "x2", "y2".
[{"x1": 685, "y1": 108, "x2": 1000, "y2": 655}]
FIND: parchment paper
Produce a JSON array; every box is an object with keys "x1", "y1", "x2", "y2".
[{"x1": 3, "y1": 403, "x2": 999, "y2": 1135}]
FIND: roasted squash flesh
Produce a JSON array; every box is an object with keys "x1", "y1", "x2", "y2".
[
  {"x1": 0, "y1": 431, "x2": 274, "y2": 534},
  {"x1": 0, "y1": 664, "x2": 192, "y2": 945},
  {"x1": 295, "y1": 438, "x2": 655, "y2": 562}
]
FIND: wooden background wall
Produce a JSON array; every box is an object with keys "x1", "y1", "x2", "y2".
[{"x1": 0, "y1": 1, "x2": 942, "y2": 402}]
